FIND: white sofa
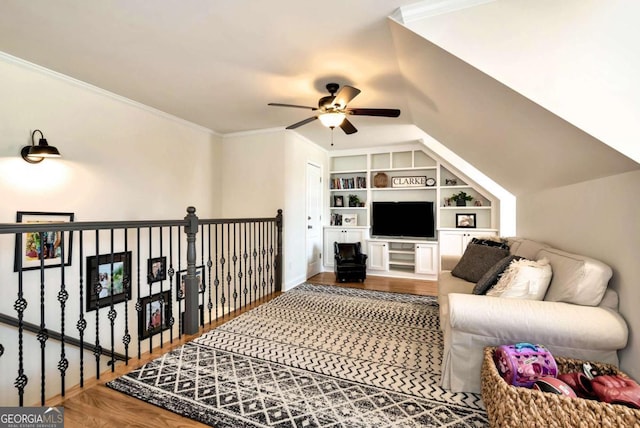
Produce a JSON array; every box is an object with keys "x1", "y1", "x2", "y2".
[{"x1": 438, "y1": 237, "x2": 629, "y2": 393}]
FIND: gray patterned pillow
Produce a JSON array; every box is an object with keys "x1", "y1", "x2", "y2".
[
  {"x1": 473, "y1": 255, "x2": 524, "y2": 295},
  {"x1": 451, "y1": 243, "x2": 510, "y2": 283}
]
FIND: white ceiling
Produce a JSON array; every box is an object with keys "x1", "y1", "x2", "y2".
[{"x1": 0, "y1": 0, "x2": 420, "y2": 149}]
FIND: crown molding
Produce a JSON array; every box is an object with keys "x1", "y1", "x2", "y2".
[
  {"x1": 0, "y1": 51, "x2": 220, "y2": 136},
  {"x1": 393, "y1": 0, "x2": 495, "y2": 24}
]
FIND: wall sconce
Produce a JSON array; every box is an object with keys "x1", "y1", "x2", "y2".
[{"x1": 21, "y1": 129, "x2": 62, "y2": 164}]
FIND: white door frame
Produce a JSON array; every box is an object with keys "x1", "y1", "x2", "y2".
[{"x1": 306, "y1": 161, "x2": 323, "y2": 278}]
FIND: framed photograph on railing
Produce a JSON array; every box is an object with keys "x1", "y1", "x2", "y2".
[
  {"x1": 139, "y1": 290, "x2": 171, "y2": 339},
  {"x1": 176, "y1": 266, "x2": 205, "y2": 301},
  {"x1": 147, "y1": 256, "x2": 166, "y2": 284},
  {"x1": 86, "y1": 251, "x2": 132, "y2": 311},
  {"x1": 14, "y1": 211, "x2": 74, "y2": 272}
]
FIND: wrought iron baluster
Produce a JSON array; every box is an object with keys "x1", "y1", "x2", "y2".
[
  {"x1": 226, "y1": 223, "x2": 231, "y2": 315},
  {"x1": 200, "y1": 223, "x2": 205, "y2": 327},
  {"x1": 108, "y1": 229, "x2": 118, "y2": 372},
  {"x1": 214, "y1": 224, "x2": 220, "y2": 321},
  {"x1": 242, "y1": 223, "x2": 248, "y2": 308},
  {"x1": 123, "y1": 228, "x2": 131, "y2": 364},
  {"x1": 38, "y1": 232, "x2": 48, "y2": 405},
  {"x1": 168, "y1": 226, "x2": 175, "y2": 342},
  {"x1": 14, "y1": 232, "x2": 27, "y2": 406},
  {"x1": 58, "y1": 231, "x2": 69, "y2": 395},
  {"x1": 77, "y1": 231, "x2": 86, "y2": 386},
  {"x1": 94, "y1": 230, "x2": 101, "y2": 380},
  {"x1": 136, "y1": 228, "x2": 142, "y2": 358},
  {"x1": 232, "y1": 223, "x2": 238, "y2": 313},
  {"x1": 206, "y1": 224, "x2": 213, "y2": 325},
  {"x1": 252, "y1": 222, "x2": 258, "y2": 300},
  {"x1": 147, "y1": 226, "x2": 153, "y2": 353}
]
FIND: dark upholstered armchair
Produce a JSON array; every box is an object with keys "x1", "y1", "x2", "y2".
[{"x1": 334, "y1": 242, "x2": 368, "y2": 282}]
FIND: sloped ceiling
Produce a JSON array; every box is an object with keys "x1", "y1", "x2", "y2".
[{"x1": 389, "y1": 18, "x2": 639, "y2": 196}]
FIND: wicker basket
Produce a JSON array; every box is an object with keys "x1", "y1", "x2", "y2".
[{"x1": 481, "y1": 347, "x2": 640, "y2": 428}]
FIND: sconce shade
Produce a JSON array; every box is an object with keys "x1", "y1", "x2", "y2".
[
  {"x1": 21, "y1": 130, "x2": 62, "y2": 163},
  {"x1": 318, "y1": 112, "x2": 346, "y2": 128}
]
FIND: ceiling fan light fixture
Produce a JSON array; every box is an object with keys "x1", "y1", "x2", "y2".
[{"x1": 318, "y1": 112, "x2": 346, "y2": 128}]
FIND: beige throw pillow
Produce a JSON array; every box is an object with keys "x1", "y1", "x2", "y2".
[{"x1": 487, "y1": 258, "x2": 552, "y2": 300}]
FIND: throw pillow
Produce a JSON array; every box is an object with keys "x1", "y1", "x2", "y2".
[
  {"x1": 486, "y1": 258, "x2": 552, "y2": 300},
  {"x1": 473, "y1": 255, "x2": 524, "y2": 295},
  {"x1": 451, "y1": 243, "x2": 510, "y2": 283},
  {"x1": 470, "y1": 237, "x2": 509, "y2": 250}
]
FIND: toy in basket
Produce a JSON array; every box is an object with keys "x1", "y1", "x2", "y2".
[{"x1": 494, "y1": 342, "x2": 558, "y2": 387}]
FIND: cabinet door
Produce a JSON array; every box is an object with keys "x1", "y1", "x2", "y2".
[
  {"x1": 367, "y1": 242, "x2": 388, "y2": 271},
  {"x1": 439, "y1": 232, "x2": 465, "y2": 256},
  {"x1": 415, "y1": 244, "x2": 437, "y2": 275},
  {"x1": 344, "y1": 229, "x2": 365, "y2": 246},
  {"x1": 323, "y1": 229, "x2": 343, "y2": 267}
]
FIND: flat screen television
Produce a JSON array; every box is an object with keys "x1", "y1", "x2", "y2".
[{"x1": 371, "y1": 201, "x2": 435, "y2": 239}]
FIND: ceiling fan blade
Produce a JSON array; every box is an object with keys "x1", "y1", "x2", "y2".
[
  {"x1": 339, "y1": 118, "x2": 358, "y2": 135},
  {"x1": 347, "y1": 108, "x2": 401, "y2": 117},
  {"x1": 268, "y1": 103, "x2": 317, "y2": 110},
  {"x1": 285, "y1": 116, "x2": 318, "y2": 129},
  {"x1": 331, "y1": 85, "x2": 361, "y2": 108}
]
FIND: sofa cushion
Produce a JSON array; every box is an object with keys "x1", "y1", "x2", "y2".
[
  {"x1": 451, "y1": 243, "x2": 510, "y2": 283},
  {"x1": 540, "y1": 248, "x2": 611, "y2": 306},
  {"x1": 470, "y1": 237, "x2": 509, "y2": 250},
  {"x1": 487, "y1": 258, "x2": 552, "y2": 300},
  {"x1": 473, "y1": 255, "x2": 523, "y2": 295},
  {"x1": 506, "y1": 237, "x2": 550, "y2": 259}
]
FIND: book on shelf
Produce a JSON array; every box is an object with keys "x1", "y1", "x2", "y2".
[{"x1": 330, "y1": 176, "x2": 367, "y2": 190}]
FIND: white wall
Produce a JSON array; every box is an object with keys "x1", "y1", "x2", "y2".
[
  {"x1": 220, "y1": 130, "x2": 328, "y2": 290},
  {"x1": 517, "y1": 170, "x2": 640, "y2": 381},
  {"x1": 405, "y1": 0, "x2": 640, "y2": 163},
  {"x1": 0, "y1": 54, "x2": 222, "y2": 406}
]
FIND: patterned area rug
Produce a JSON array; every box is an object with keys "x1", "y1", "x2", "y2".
[{"x1": 107, "y1": 283, "x2": 488, "y2": 427}]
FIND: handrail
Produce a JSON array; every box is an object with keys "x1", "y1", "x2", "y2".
[
  {"x1": 0, "y1": 313, "x2": 129, "y2": 363},
  {"x1": 0, "y1": 219, "x2": 188, "y2": 233}
]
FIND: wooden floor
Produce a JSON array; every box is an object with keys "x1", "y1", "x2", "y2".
[{"x1": 51, "y1": 274, "x2": 437, "y2": 427}]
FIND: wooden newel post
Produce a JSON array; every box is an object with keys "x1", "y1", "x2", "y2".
[
  {"x1": 275, "y1": 209, "x2": 283, "y2": 292},
  {"x1": 183, "y1": 206, "x2": 199, "y2": 335}
]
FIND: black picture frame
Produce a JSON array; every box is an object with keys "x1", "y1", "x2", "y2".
[
  {"x1": 456, "y1": 213, "x2": 477, "y2": 228},
  {"x1": 86, "y1": 251, "x2": 132, "y2": 311},
  {"x1": 14, "y1": 211, "x2": 74, "y2": 272},
  {"x1": 139, "y1": 290, "x2": 171, "y2": 339},
  {"x1": 333, "y1": 195, "x2": 344, "y2": 207},
  {"x1": 147, "y1": 256, "x2": 167, "y2": 284},
  {"x1": 176, "y1": 266, "x2": 205, "y2": 301}
]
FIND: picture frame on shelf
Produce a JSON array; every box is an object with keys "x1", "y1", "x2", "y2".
[
  {"x1": 138, "y1": 290, "x2": 171, "y2": 340},
  {"x1": 333, "y1": 195, "x2": 344, "y2": 207},
  {"x1": 342, "y1": 214, "x2": 358, "y2": 226},
  {"x1": 456, "y1": 213, "x2": 477, "y2": 229},
  {"x1": 86, "y1": 251, "x2": 132, "y2": 311},
  {"x1": 147, "y1": 256, "x2": 166, "y2": 284},
  {"x1": 14, "y1": 211, "x2": 74, "y2": 272}
]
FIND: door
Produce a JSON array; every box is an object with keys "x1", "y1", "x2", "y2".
[{"x1": 306, "y1": 163, "x2": 323, "y2": 278}]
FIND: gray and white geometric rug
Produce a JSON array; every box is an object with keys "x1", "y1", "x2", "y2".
[{"x1": 107, "y1": 283, "x2": 488, "y2": 427}]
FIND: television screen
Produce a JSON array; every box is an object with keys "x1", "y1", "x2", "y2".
[{"x1": 371, "y1": 201, "x2": 435, "y2": 239}]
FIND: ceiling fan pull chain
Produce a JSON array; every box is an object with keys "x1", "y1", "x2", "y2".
[{"x1": 331, "y1": 128, "x2": 334, "y2": 146}]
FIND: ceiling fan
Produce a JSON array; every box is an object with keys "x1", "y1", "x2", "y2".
[{"x1": 268, "y1": 83, "x2": 400, "y2": 135}]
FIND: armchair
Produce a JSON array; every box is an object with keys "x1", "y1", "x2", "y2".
[{"x1": 334, "y1": 242, "x2": 368, "y2": 282}]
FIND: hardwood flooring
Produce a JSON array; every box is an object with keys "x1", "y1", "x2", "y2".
[
  {"x1": 50, "y1": 274, "x2": 437, "y2": 427},
  {"x1": 307, "y1": 272, "x2": 438, "y2": 296}
]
